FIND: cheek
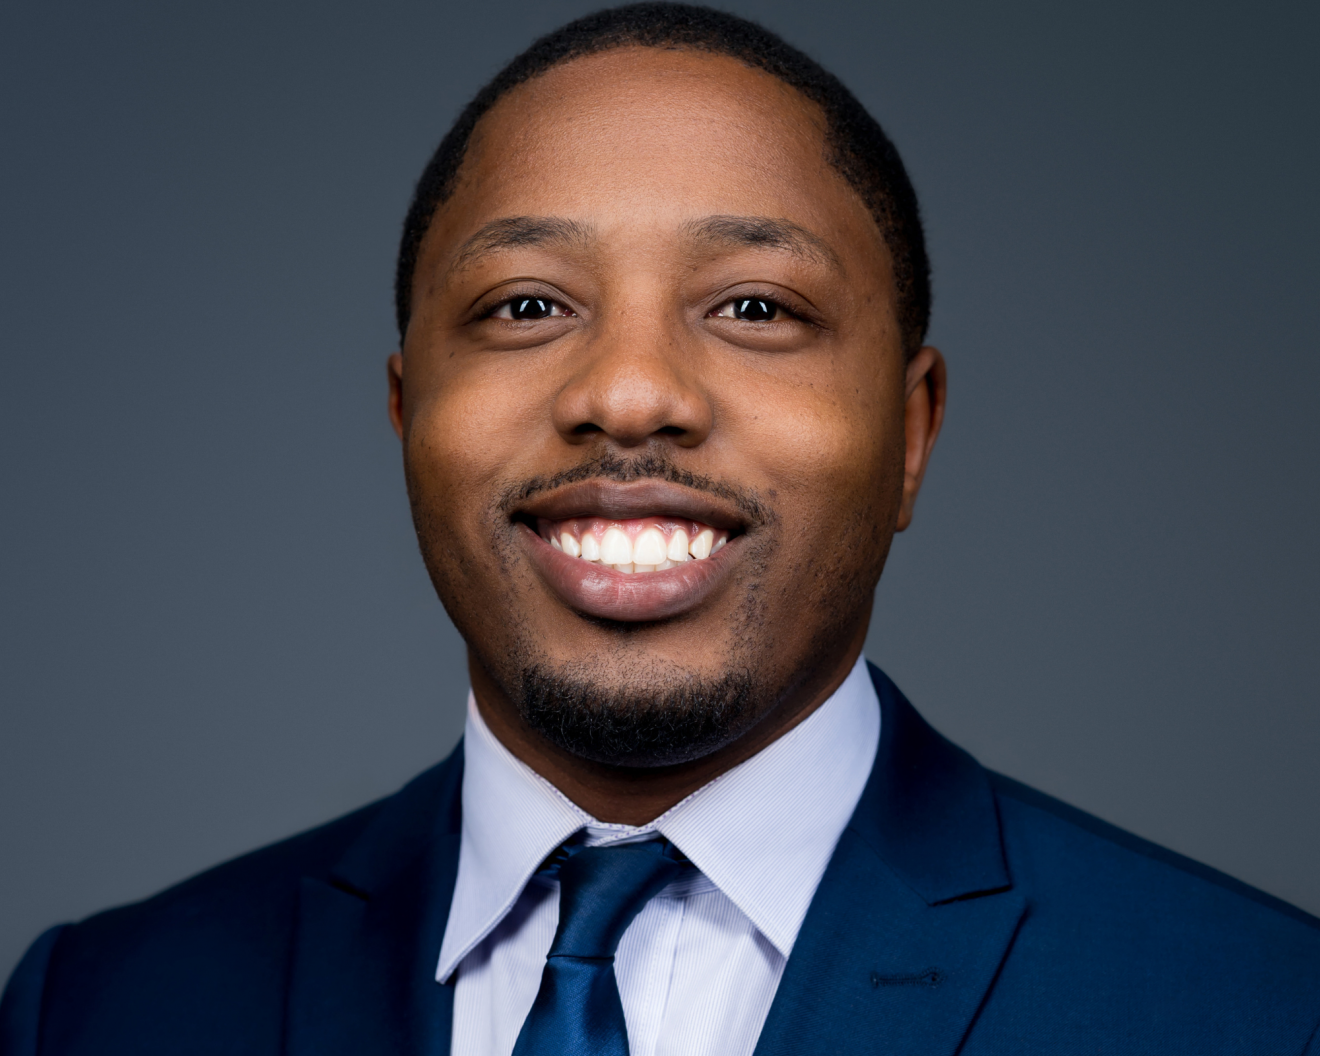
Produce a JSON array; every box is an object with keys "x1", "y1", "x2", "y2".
[
  {"x1": 405, "y1": 360, "x2": 545, "y2": 508},
  {"x1": 403, "y1": 365, "x2": 550, "y2": 610},
  {"x1": 730, "y1": 363, "x2": 901, "y2": 531}
]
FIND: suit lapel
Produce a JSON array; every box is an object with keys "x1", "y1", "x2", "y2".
[
  {"x1": 753, "y1": 666, "x2": 1026, "y2": 1056},
  {"x1": 285, "y1": 745, "x2": 464, "y2": 1056}
]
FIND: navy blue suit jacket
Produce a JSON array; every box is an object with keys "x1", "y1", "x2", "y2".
[{"x1": 4, "y1": 665, "x2": 1319, "y2": 1054}]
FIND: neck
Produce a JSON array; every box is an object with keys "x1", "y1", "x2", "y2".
[{"x1": 468, "y1": 634, "x2": 866, "y2": 826}]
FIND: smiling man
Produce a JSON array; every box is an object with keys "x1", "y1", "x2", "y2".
[{"x1": 3, "y1": 5, "x2": 1319, "y2": 1056}]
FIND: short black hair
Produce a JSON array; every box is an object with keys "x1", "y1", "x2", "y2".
[{"x1": 394, "y1": 2, "x2": 931, "y2": 355}]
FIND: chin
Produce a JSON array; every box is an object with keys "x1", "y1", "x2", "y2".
[{"x1": 466, "y1": 628, "x2": 769, "y2": 768}]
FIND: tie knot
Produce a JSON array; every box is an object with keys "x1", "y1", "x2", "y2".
[{"x1": 548, "y1": 840, "x2": 689, "y2": 960}]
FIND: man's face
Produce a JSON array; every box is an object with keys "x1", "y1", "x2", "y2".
[{"x1": 391, "y1": 48, "x2": 939, "y2": 766}]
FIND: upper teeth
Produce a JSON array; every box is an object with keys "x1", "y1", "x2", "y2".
[
  {"x1": 542, "y1": 517, "x2": 729, "y2": 573},
  {"x1": 601, "y1": 527, "x2": 632, "y2": 565}
]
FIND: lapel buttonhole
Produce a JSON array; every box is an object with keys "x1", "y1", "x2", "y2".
[{"x1": 870, "y1": 968, "x2": 944, "y2": 987}]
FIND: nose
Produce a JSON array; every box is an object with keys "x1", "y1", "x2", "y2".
[{"x1": 551, "y1": 321, "x2": 713, "y2": 450}]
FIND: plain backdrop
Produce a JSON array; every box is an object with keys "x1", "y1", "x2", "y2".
[{"x1": 2, "y1": 0, "x2": 1317, "y2": 980}]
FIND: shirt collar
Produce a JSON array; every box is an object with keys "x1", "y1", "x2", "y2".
[{"x1": 436, "y1": 654, "x2": 880, "y2": 981}]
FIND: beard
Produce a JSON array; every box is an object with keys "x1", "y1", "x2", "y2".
[{"x1": 513, "y1": 654, "x2": 759, "y2": 767}]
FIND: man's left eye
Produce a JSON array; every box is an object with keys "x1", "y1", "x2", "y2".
[
  {"x1": 491, "y1": 297, "x2": 573, "y2": 320},
  {"x1": 711, "y1": 298, "x2": 786, "y2": 322}
]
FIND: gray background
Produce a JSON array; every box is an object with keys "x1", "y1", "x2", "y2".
[{"x1": 2, "y1": 0, "x2": 1316, "y2": 980}]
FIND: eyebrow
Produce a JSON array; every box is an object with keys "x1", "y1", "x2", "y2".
[
  {"x1": 446, "y1": 213, "x2": 841, "y2": 276},
  {"x1": 683, "y1": 215, "x2": 841, "y2": 271},
  {"x1": 449, "y1": 216, "x2": 594, "y2": 274}
]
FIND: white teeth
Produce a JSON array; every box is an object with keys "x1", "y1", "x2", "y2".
[
  {"x1": 551, "y1": 521, "x2": 725, "y2": 570},
  {"x1": 600, "y1": 527, "x2": 632, "y2": 566},
  {"x1": 632, "y1": 527, "x2": 667, "y2": 566}
]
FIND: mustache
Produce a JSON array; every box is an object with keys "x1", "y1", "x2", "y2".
[{"x1": 497, "y1": 452, "x2": 774, "y2": 527}]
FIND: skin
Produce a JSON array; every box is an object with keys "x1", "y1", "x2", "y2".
[{"x1": 388, "y1": 47, "x2": 946, "y2": 825}]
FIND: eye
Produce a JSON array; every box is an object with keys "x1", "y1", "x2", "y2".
[
  {"x1": 489, "y1": 296, "x2": 574, "y2": 321},
  {"x1": 711, "y1": 297, "x2": 788, "y2": 322}
]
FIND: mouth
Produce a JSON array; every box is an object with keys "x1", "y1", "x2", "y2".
[{"x1": 511, "y1": 479, "x2": 747, "y2": 622}]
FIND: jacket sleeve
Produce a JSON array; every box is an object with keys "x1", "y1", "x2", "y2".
[{"x1": 0, "y1": 926, "x2": 66, "y2": 1056}]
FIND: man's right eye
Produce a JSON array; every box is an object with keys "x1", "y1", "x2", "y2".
[{"x1": 489, "y1": 297, "x2": 573, "y2": 320}]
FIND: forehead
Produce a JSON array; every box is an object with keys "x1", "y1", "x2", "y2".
[{"x1": 431, "y1": 47, "x2": 884, "y2": 268}]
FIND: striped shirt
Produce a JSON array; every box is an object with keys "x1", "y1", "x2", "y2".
[{"x1": 437, "y1": 654, "x2": 881, "y2": 1056}]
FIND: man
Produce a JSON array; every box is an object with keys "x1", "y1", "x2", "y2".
[{"x1": 3, "y1": 4, "x2": 1318, "y2": 1053}]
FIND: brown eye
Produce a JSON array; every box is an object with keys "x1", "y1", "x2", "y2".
[
  {"x1": 511, "y1": 298, "x2": 552, "y2": 319},
  {"x1": 490, "y1": 297, "x2": 573, "y2": 320},
  {"x1": 735, "y1": 298, "x2": 775, "y2": 321},
  {"x1": 712, "y1": 297, "x2": 786, "y2": 321}
]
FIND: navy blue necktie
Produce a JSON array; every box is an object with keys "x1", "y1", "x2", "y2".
[{"x1": 511, "y1": 840, "x2": 688, "y2": 1056}]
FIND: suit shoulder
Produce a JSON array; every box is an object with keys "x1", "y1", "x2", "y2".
[
  {"x1": 21, "y1": 750, "x2": 463, "y2": 1054},
  {"x1": 54, "y1": 793, "x2": 385, "y2": 964},
  {"x1": 978, "y1": 771, "x2": 1320, "y2": 1049},
  {"x1": 990, "y1": 769, "x2": 1320, "y2": 934},
  {"x1": 5, "y1": 797, "x2": 385, "y2": 1055},
  {"x1": 57, "y1": 745, "x2": 464, "y2": 954}
]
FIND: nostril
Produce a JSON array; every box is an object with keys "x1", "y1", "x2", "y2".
[
  {"x1": 572, "y1": 422, "x2": 603, "y2": 436},
  {"x1": 656, "y1": 425, "x2": 684, "y2": 437}
]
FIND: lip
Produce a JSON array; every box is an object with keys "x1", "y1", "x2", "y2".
[
  {"x1": 513, "y1": 480, "x2": 747, "y2": 622},
  {"x1": 513, "y1": 479, "x2": 746, "y2": 533}
]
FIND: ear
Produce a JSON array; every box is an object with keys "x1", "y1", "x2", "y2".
[
  {"x1": 387, "y1": 352, "x2": 405, "y2": 440},
  {"x1": 896, "y1": 345, "x2": 946, "y2": 532}
]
